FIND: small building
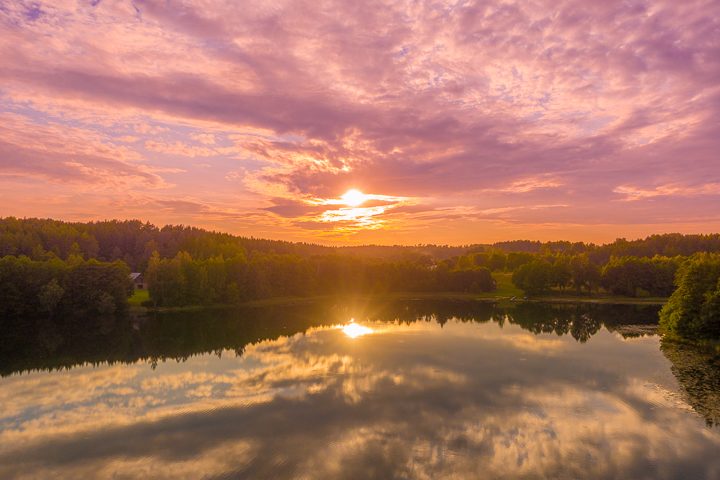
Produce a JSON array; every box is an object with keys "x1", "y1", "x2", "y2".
[{"x1": 130, "y1": 272, "x2": 145, "y2": 290}]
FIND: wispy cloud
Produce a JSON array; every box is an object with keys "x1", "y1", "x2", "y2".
[{"x1": 614, "y1": 183, "x2": 720, "y2": 201}]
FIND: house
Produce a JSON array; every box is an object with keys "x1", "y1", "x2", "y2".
[{"x1": 130, "y1": 272, "x2": 145, "y2": 290}]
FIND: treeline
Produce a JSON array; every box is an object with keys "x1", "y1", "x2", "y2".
[
  {"x1": 3, "y1": 217, "x2": 720, "y2": 325},
  {"x1": 0, "y1": 217, "x2": 257, "y2": 272},
  {"x1": 490, "y1": 234, "x2": 720, "y2": 263},
  {"x1": 145, "y1": 252, "x2": 496, "y2": 307},
  {"x1": 0, "y1": 217, "x2": 464, "y2": 271},
  {"x1": 4, "y1": 217, "x2": 720, "y2": 270},
  {"x1": 510, "y1": 255, "x2": 680, "y2": 297},
  {"x1": 442, "y1": 249, "x2": 680, "y2": 297},
  {"x1": 0, "y1": 256, "x2": 132, "y2": 320}
]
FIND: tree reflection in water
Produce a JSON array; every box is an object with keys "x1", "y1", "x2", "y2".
[
  {"x1": 1, "y1": 299, "x2": 720, "y2": 479},
  {"x1": 660, "y1": 340, "x2": 720, "y2": 427},
  {"x1": 1, "y1": 299, "x2": 717, "y2": 428}
]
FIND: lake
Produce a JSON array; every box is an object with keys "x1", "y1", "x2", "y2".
[{"x1": 1, "y1": 300, "x2": 719, "y2": 479}]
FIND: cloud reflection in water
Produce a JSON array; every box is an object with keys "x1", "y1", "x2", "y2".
[{"x1": 0, "y1": 318, "x2": 718, "y2": 479}]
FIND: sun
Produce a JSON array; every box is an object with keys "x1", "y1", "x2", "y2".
[{"x1": 340, "y1": 189, "x2": 368, "y2": 207}]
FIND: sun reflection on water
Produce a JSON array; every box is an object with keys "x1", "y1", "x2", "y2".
[{"x1": 341, "y1": 321, "x2": 373, "y2": 338}]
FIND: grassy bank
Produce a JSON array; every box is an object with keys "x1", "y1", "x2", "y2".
[
  {"x1": 526, "y1": 295, "x2": 666, "y2": 305},
  {"x1": 132, "y1": 291, "x2": 667, "y2": 314},
  {"x1": 129, "y1": 271, "x2": 668, "y2": 312},
  {"x1": 128, "y1": 289, "x2": 149, "y2": 307},
  {"x1": 493, "y1": 271, "x2": 667, "y2": 305}
]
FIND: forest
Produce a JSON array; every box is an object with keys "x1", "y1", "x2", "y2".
[
  {"x1": 1, "y1": 217, "x2": 719, "y2": 339},
  {"x1": 2, "y1": 216, "x2": 720, "y2": 270},
  {"x1": 0, "y1": 255, "x2": 131, "y2": 320}
]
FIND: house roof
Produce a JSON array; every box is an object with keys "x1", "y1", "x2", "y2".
[{"x1": 129, "y1": 273, "x2": 142, "y2": 281}]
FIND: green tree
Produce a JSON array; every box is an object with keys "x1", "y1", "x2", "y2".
[
  {"x1": 38, "y1": 278, "x2": 65, "y2": 317},
  {"x1": 570, "y1": 255, "x2": 601, "y2": 293},
  {"x1": 512, "y1": 261, "x2": 554, "y2": 294},
  {"x1": 97, "y1": 292, "x2": 117, "y2": 316},
  {"x1": 601, "y1": 256, "x2": 678, "y2": 297},
  {"x1": 660, "y1": 253, "x2": 720, "y2": 339},
  {"x1": 506, "y1": 252, "x2": 535, "y2": 271}
]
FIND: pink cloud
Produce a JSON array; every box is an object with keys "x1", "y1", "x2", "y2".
[
  {"x1": 0, "y1": 113, "x2": 166, "y2": 188},
  {"x1": 144, "y1": 140, "x2": 218, "y2": 158},
  {"x1": 614, "y1": 183, "x2": 720, "y2": 201},
  {"x1": 0, "y1": 0, "x2": 719, "y2": 242}
]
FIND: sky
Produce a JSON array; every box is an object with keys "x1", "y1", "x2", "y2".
[{"x1": 0, "y1": 0, "x2": 719, "y2": 245}]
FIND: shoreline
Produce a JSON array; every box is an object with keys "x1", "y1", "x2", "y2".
[{"x1": 132, "y1": 291, "x2": 667, "y2": 314}]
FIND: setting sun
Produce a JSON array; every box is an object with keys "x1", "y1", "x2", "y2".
[{"x1": 340, "y1": 189, "x2": 368, "y2": 207}]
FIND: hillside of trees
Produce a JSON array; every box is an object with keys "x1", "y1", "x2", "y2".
[
  {"x1": 2, "y1": 217, "x2": 720, "y2": 339},
  {"x1": 3, "y1": 217, "x2": 720, "y2": 270},
  {"x1": 0, "y1": 217, "x2": 469, "y2": 271}
]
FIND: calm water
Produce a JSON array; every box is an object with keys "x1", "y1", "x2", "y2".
[{"x1": 1, "y1": 301, "x2": 719, "y2": 479}]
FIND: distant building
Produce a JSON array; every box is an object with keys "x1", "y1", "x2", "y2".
[{"x1": 130, "y1": 272, "x2": 145, "y2": 290}]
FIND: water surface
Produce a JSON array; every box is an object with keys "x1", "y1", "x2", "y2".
[{"x1": 1, "y1": 301, "x2": 719, "y2": 479}]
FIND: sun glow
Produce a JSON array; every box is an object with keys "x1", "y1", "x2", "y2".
[
  {"x1": 342, "y1": 321, "x2": 373, "y2": 338},
  {"x1": 309, "y1": 189, "x2": 412, "y2": 233},
  {"x1": 340, "y1": 189, "x2": 368, "y2": 207}
]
